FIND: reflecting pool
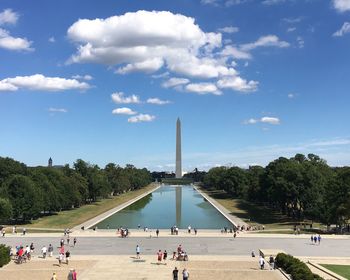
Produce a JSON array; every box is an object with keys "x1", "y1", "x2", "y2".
[{"x1": 94, "y1": 185, "x2": 233, "y2": 229}]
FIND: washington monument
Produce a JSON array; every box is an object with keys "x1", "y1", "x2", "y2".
[{"x1": 175, "y1": 118, "x2": 182, "y2": 178}]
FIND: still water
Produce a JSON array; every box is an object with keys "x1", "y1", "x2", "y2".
[{"x1": 94, "y1": 185, "x2": 233, "y2": 229}]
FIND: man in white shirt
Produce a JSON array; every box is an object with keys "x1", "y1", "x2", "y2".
[
  {"x1": 259, "y1": 256, "x2": 265, "y2": 270},
  {"x1": 41, "y1": 246, "x2": 47, "y2": 258}
]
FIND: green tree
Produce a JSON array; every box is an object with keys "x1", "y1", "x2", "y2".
[
  {"x1": 2, "y1": 175, "x2": 42, "y2": 221},
  {"x1": 0, "y1": 198, "x2": 12, "y2": 222}
]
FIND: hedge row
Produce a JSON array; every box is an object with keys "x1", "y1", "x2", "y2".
[
  {"x1": 275, "y1": 253, "x2": 324, "y2": 280},
  {"x1": 0, "y1": 244, "x2": 11, "y2": 267}
]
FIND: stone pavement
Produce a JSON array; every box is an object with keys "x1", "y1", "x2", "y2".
[
  {"x1": 2, "y1": 234, "x2": 350, "y2": 257},
  {"x1": 0, "y1": 255, "x2": 286, "y2": 280}
]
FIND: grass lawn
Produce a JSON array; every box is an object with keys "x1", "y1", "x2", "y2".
[
  {"x1": 13, "y1": 184, "x2": 157, "y2": 230},
  {"x1": 203, "y1": 189, "x2": 324, "y2": 231},
  {"x1": 320, "y1": 264, "x2": 350, "y2": 279}
]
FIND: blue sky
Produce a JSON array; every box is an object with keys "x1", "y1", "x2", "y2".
[{"x1": 0, "y1": 0, "x2": 350, "y2": 172}]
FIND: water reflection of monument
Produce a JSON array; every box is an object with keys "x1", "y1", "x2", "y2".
[{"x1": 175, "y1": 187, "x2": 182, "y2": 226}]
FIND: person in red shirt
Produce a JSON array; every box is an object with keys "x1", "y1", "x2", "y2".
[{"x1": 157, "y1": 250, "x2": 163, "y2": 263}]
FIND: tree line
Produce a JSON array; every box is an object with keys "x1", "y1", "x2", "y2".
[
  {"x1": 0, "y1": 157, "x2": 152, "y2": 223},
  {"x1": 203, "y1": 153, "x2": 350, "y2": 228}
]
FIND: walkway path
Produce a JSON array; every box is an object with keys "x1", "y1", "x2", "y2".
[
  {"x1": 0, "y1": 255, "x2": 285, "y2": 280},
  {"x1": 2, "y1": 235, "x2": 350, "y2": 257}
]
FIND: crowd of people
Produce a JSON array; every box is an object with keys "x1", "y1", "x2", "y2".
[{"x1": 5, "y1": 231, "x2": 79, "y2": 279}]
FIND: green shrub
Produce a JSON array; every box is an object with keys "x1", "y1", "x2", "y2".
[
  {"x1": 275, "y1": 253, "x2": 324, "y2": 280},
  {"x1": 0, "y1": 244, "x2": 11, "y2": 267}
]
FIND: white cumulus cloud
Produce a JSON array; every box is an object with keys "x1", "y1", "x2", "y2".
[
  {"x1": 146, "y1": 98, "x2": 171, "y2": 105},
  {"x1": 218, "y1": 26, "x2": 239, "y2": 33},
  {"x1": 162, "y1": 77, "x2": 190, "y2": 88},
  {"x1": 217, "y1": 76, "x2": 258, "y2": 92},
  {"x1": 261, "y1": 116, "x2": 280, "y2": 125},
  {"x1": 112, "y1": 107, "x2": 137, "y2": 115},
  {"x1": 221, "y1": 45, "x2": 252, "y2": 60},
  {"x1": 0, "y1": 74, "x2": 90, "y2": 92},
  {"x1": 0, "y1": 9, "x2": 33, "y2": 51},
  {"x1": 244, "y1": 118, "x2": 258, "y2": 124},
  {"x1": 111, "y1": 92, "x2": 141, "y2": 104},
  {"x1": 240, "y1": 35, "x2": 290, "y2": 51},
  {"x1": 0, "y1": 9, "x2": 19, "y2": 25},
  {"x1": 116, "y1": 58, "x2": 164, "y2": 74},
  {"x1": 48, "y1": 108, "x2": 68, "y2": 113},
  {"x1": 185, "y1": 83, "x2": 222, "y2": 95},
  {"x1": 333, "y1": 0, "x2": 350, "y2": 12},
  {"x1": 245, "y1": 116, "x2": 280, "y2": 125},
  {"x1": 66, "y1": 10, "x2": 261, "y2": 93},
  {"x1": 262, "y1": 0, "x2": 286, "y2": 5},
  {"x1": 128, "y1": 114, "x2": 155, "y2": 123},
  {"x1": 0, "y1": 28, "x2": 33, "y2": 51},
  {"x1": 72, "y1": 74, "x2": 93, "y2": 80},
  {"x1": 333, "y1": 22, "x2": 350, "y2": 37},
  {"x1": 201, "y1": 0, "x2": 220, "y2": 5},
  {"x1": 225, "y1": 0, "x2": 248, "y2": 6}
]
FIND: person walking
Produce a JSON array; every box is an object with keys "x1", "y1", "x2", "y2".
[
  {"x1": 269, "y1": 255, "x2": 275, "y2": 270},
  {"x1": 41, "y1": 245, "x2": 47, "y2": 259},
  {"x1": 163, "y1": 250, "x2": 168, "y2": 261},
  {"x1": 67, "y1": 268, "x2": 74, "y2": 280},
  {"x1": 157, "y1": 250, "x2": 163, "y2": 264},
  {"x1": 172, "y1": 267, "x2": 179, "y2": 280},
  {"x1": 136, "y1": 245, "x2": 141, "y2": 259},
  {"x1": 48, "y1": 244, "x2": 54, "y2": 257},
  {"x1": 156, "y1": 229, "x2": 159, "y2": 237},
  {"x1": 182, "y1": 268, "x2": 189, "y2": 280},
  {"x1": 58, "y1": 253, "x2": 63, "y2": 266},
  {"x1": 65, "y1": 250, "x2": 71, "y2": 265},
  {"x1": 30, "y1": 242, "x2": 35, "y2": 254},
  {"x1": 317, "y1": 234, "x2": 321, "y2": 245},
  {"x1": 73, "y1": 237, "x2": 77, "y2": 247},
  {"x1": 73, "y1": 269, "x2": 77, "y2": 280},
  {"x1": 259, "y1": 256, "x2": 265, "y2": 270}
]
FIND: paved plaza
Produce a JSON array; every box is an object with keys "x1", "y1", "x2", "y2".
[
  {"x1": 1, "y1": 231, "x2": 350, "y2": 279},
  {"x1": 0, "y1": 255, "x2": 287, "y2": 280},
  {"x1": 2, "y1": 232, "x2": 350, "y2": 257}
]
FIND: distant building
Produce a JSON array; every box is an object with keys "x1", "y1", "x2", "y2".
[{"x1": 48, "y1": 157, "x2": 53, "y2": 167}]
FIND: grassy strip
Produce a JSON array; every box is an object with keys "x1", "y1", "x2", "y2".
[
  {"x1": 320, "y1": 264, "x2": 350, "y2": 279},
  {"x1": 16, "y1": 184, "x2": 157, "y2": 230},
  {"x1": 202, "y1": 189, "x2": 324, "y2": 231}
]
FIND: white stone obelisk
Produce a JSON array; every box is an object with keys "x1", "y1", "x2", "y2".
[{"x1": 175, "y1": 118, "x2": 182, "y2": 178}]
